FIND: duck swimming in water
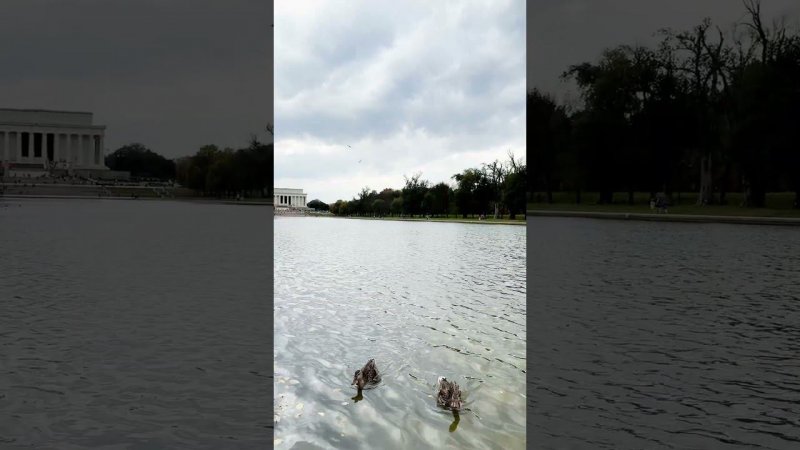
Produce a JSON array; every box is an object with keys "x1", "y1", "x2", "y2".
[
  {"x1": 436, "y1": 376, "x2": 463, "y2": 411},
  {"x1": 351, "y1": 359, "x2": 379, "y2": 391}
]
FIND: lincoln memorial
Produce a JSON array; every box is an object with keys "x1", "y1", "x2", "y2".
[
  {"x1": 0, "y1": 108, "x2": 107, "y2": 173},
  {"x1": 274, "y1": 187, "x2": 308, "y2": 208}
]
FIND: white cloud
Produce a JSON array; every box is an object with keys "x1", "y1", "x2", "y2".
[{"x1": 275, "y1": 0, "x2": 525, "y2": 203}]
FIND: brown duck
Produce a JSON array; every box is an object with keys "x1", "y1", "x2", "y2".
[
  {"x1": 436, "y1": 376, "x2": 463, "y2": 411},
  {"x1": 351, "y1": 359, "x2": 379, "y2": 390}
]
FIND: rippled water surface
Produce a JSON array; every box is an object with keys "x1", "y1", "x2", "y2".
[
  {"x1": 274, "y1": 217, "x2": 526, "y2": 449},
  {"x1": 529, "y1": 218, "x2": 800, "y2": 449},
  {"x1": 0, "y1": 199, "x2": 271, "y2": 448}
]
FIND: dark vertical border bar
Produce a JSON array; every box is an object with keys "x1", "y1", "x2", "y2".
[
  {"x1": 525, "y1": 0, "x2": 535, "y2": 440},
  {"x1": 266, "y1": 0, "x2": 275, "y2": 444}
]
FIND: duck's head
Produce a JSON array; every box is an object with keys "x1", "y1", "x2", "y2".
[{"x1": 352, "y1": 369, "x2": 366, "y2": 390}]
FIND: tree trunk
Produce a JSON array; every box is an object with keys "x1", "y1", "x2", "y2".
[
  {"x1": 718, "y1": 162, "x2": 729, "y2": 205},
  {"x1": 742, "y1": 177, "x2": 751, "y2": 207},
  {"x1": 696, "y1": 153, "x2": 713, "y2": 205},
  {"x1": 742, "y1": 175, "x2": 766, "y2": 208},
  {"x1": 598, "y1": 190, "x2": 613, "y2": 204},
  {"x1": 752, "y1": 185, "x2": 766, "y2": 208}
]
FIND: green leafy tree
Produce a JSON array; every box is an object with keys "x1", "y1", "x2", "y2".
[
  {"x1": 105, "y1": 143, "x2": 176, "y2": 180},
  {"x1": 402, "y1": 173, "x2": 429, "y2": 217},
  {"x1": 372, "y1": 198, "x2": 388, "y2": 216},
  {"x1": 390, "y1": 197, "x2": 403, "y2": 216},
  {"x1": 307, "y1": 199, "x2": 329, "y2": 211}
]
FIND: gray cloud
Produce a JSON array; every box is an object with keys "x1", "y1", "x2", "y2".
[
  {"x1": 275, "y1": 0, "x2": 526, "y2": 203},
  {"x1": 528, "y1": 0, "x2": 800, "y2": 103},
  {"x1": 1, "y1": 0, "x2": 272, "y2": 158}
]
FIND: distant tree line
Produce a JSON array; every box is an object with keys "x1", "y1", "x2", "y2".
[
  {"x1": 105, "y1": 143, "x2": 176, "y2": 180},
  {"x1": 325, "y1": 152, "x2": 526, "y2": 219},
  {"x1": 105, "y1": 136, "x2": 273, "y2": 199},
  {"x1": 529, "y1": 0, "x2": 800, "y2": 208},
  {"x1": 175, "y1": 138, "x2": 273, "y2": 198}
]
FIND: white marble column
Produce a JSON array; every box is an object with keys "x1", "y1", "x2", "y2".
[
  {"x1": 27, "y1": 131, "x2": 33, "y2": 161},
  {"x1": 72, "y1": 134, "x2": 78, "y2": 164},
  {"x1": 34, "y1": 133, "x2": 41, "y2": 163},
  {"x1": 80, "y1": 134, "x2": 85, "y2": 166},
  {"x1": 14, "y1": 131, "x2": 20, "y2": 162},
  {"x1": 52, "y1": 133, "x2": 58, "y2": 164},
  {"x1": 98, "y1": 135, "x2": 104, "y2": 166}
]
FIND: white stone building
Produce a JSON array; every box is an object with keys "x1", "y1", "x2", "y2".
[
  {"x1": 0, "y1": 108, "x2": 107, "y2": 176},
  {"x1": 274, "y1": 187, "x2": 308, "y2": 208}
]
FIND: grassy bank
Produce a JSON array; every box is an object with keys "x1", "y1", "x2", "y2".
[{"x1": 528, "y1": 192, "x2": 800, "y2": 218}]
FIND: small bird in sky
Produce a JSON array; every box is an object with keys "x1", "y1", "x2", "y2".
[{"x1": 358, "y1": 160, "x2": 362, "y2": 163}]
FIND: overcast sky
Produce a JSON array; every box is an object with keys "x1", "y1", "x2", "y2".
[
  {"x1": 529, "y1": 0, "x2": 800, "y2": 106},
  {"x1": 275, "y1": 0, "x2": 526, "y2": 204},
  {"x1": 1, "y1": 0, "x2": 272, "y2": 159}
]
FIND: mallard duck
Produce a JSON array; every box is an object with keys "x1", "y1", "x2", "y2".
[
  {"x1": 436, "y1": 376, "x2": 463, "y2": 411},
  {"x1": 351, "y1": 359, "x2": 379, "y2": 390}
]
